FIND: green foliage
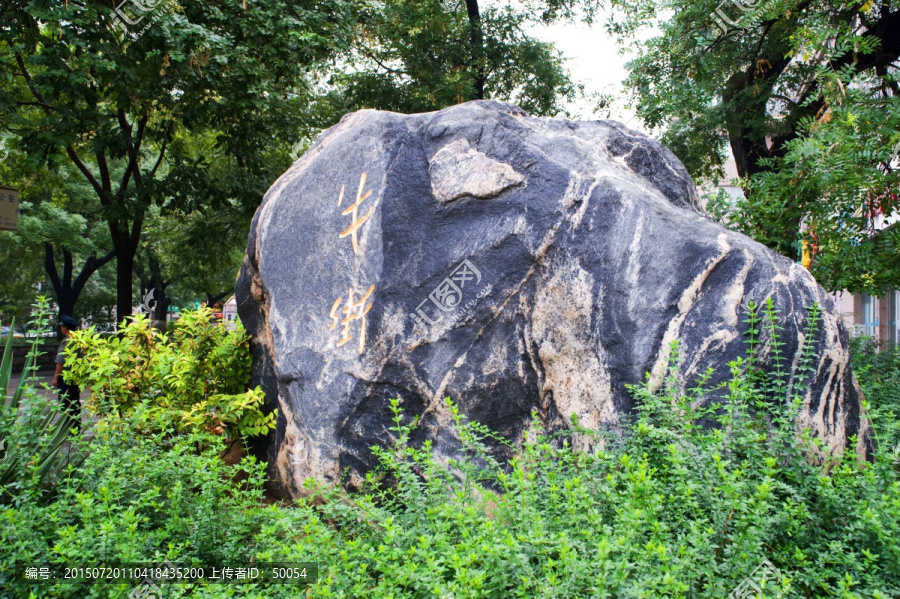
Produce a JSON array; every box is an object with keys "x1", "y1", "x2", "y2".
[
  {"x1": 0, "y1": 232, "x2": 43, "y2": 326},
  {"x1": 0, "y1": 408, "x2": 272, "y2": 597},
  {"x1": 610, "y1": 0, "x2": 900, "y2": 293},
  {"x1": 141, "y1": 202, "x2": 247, "y2": 305},
  {"x1": 1, "y1": 301, "x2": 898, "y2": 597},
  {"x1": 1, "y1": 0, "x2": 358, "y2": 318},
  {"x1": 64, "y1": 307, "x2": 275, "y2": 440},
  {"x1": 0, "y1": 297, "x2": 85, "y2": 504},
  {"x1": 270, "y1": 323, "x2": 896, "y2": 598},
  {"x1": 0, "y1": 137, "x2": 119, "y2": 327},
  {"x1": 335, "y1": 0, "x2": 586, "y2": 117},
  {"x1": 850, "y1": 336, "x2": 900, "y2": 466},
  {"x1": 721, "y1": 11, "x2": 900, "y2": 293},
  {"x1": 1, "y1": 0, "x2": 599, "y2": 321}
]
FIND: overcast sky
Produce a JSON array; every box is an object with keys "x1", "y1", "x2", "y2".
[
  {"x1": 527, "y1": 20, "x2": 638, "y2": 125},
  {"x1": 516, "y1": 7, "x2": 664, "y2": 134}
]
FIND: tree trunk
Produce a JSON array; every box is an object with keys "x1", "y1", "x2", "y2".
[
  {"x1": 144, "y1": 255, "x2": 171, "y2": 331},
  {"x1": 152, "y1": 288, "x2": 171, "y2": 331},
  {"x1": 44, "y1": 243, "x2": 116, "y2": 338},
  {"x1": 136, "y1": 253, "x2": 170, "y2": 331},
  {"x1": 205, "y1": 290, "x2": 231, "y2": 307},
  {"x1": 465, "y1": 0, "x2": 485, "y2": 100},
  {"x1": 113, "y1": 230, "x2": 137, "y2": 329}
]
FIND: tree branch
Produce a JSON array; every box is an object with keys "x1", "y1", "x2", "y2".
[
  {"x1": 465, "y1": 0, "x2": 485, "y2": 100},
  {"x1": 15, "y1": 51, "x2": 106, "y2": 200},
  {"x1": 117, "y1": 109, "x2": 148, "y2": 190},
  {"x1": 66, "y1": 147, "x2": 107, "y2": 202},
  {"x1": 130, "y1": 213, "x2": 143, "y2": 249},
  {"x1": 149, "y1": 139, "x2": 168, "y2": 178},
  {"x1": 14, "y1": 53, "x2": 51, "y2": 116},
  {"x1": 62, "y1": 248, "x2": 73, "y2": 290},
  {"x1": 15, "y1": 101, "x2": 53, "y2": 109},
  {"x1": 43, "y1": 243, "x2": 62, "y2": 298},
  {"x1": 206, "y1": 290, "x2": 231, "y2": 306},
  {"x1": 97, "y1": 151, "x2": 112, "y2": 194},
  {"x1": 72, "y1": 248, "x2": 116, "y2": 295}
]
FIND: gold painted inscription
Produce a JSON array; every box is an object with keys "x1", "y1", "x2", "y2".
[
  {"x1": 338, "y1": 172, "x2": 373, "y2": 255},
  {"x1": 330, "y1": 284, "x2": 375, "y2": 353}
]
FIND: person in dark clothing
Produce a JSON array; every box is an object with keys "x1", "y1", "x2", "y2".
[{"x1": 52, "y1": 315, "x2": 81, "y2": 432}]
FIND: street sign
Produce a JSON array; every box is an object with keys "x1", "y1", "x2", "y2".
[{"x1": 0, "y1": 186, "x2": 19, "y2": 231}]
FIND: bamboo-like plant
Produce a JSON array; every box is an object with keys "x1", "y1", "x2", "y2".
[{"x1": 0, "y1": 297, "x2": 84, "y2": 501}]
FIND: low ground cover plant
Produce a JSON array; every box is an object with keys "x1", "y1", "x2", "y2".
[{"x1": 0, "y1": 300, "x2": 898, "y2": 598}]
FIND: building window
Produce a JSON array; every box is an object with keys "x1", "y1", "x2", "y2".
[
  {"x1": 891, "y1": 289, "x2": 899, "y2": 346},
  {"x1": 861, "y1": 294, "x2": 877, "y2": 338}
]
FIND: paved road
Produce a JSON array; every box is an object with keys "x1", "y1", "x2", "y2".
[{"x1": 7, "y1": 370, "x2": 60, "y2": 399}]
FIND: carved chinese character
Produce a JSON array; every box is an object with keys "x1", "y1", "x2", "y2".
[
  {"x1": 337, "y1": 172, "x2": 373, "y2": 255},
  {"x1": 329, "y1": 284, "x2": 375, "y2": 353}
]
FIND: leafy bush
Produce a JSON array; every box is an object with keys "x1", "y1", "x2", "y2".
[
  {"x1": 850, "y1": 335, "x2": 900, "y2": 479},
  {"x1": 1, "y1": 300, "x2": 898, "y2": 598},
  {"x1": 64, "y1": 308, "x2": 275, "y2": 439},
  {"x1": 851, "y1": 336, "x2": 900, "y2": 424},
  {"x1": 0, "y1": 409, "x2": 273, "y2": 597},
  {"x1": 0, "y1": 297, "x2": 84, "y2": 504},
  {"x1": 257, "y1": 302, "x2": 900, "y2": 598}
]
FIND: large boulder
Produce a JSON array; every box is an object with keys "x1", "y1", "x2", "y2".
[{"x1": 236, "y1": 100, "x2": 869, "y2": 497}]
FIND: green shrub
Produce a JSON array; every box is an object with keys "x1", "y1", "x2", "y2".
[
  {"x1": 0, "y1": 297, "x2": 85, "y2": 505},
  {"x1": 850, "y1": 336, "x2": 900, "y2": 457},
  {"x1": 64, "y1": 308, "x2": 276, "y2": 440},
  {"x1": 256, "y1": 301, "x2": 900, "y2": 598},
  {"x1": 1, "y1": 300, "x2": 898, "y2": 598},
  {"x1": 0, "y1": 408, "x2": 274, "y2": 597}
]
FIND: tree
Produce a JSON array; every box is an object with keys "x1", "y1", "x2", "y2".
[
  {"x1": 143, "y1": 204, "x2": 247, "y2": 310},
  {"x1": 0, "y1": 199, "x2": 117, "y2": 331},
  {"x1": 332, "y1": 0, "x2": 598, "y2": 116},
  {"x1": 144, "y1": 123, "x2": 289, "y2": 318},
  {"x1": 609, "y1": 0, "x2": 900, "y2": 293},
  {"x1": 0, "y1": 228, "x2": 43, "y2": 328},
  {"x1": 135, "y1": 243, "x2": 173, "y2": 330},
  {"x1": 0, "y1": 138, "x2": 115, "y2": 327},
  {"x1": 1, "y1": 0, "x2": 356, "y2": 321},
  {"x1": 32, "y1": 202, "x2": 115, "y2": 322}
]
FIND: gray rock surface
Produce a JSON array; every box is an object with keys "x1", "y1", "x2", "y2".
[{"x1": 236, "y1": 100, "x2": 869, "y2": 497}]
